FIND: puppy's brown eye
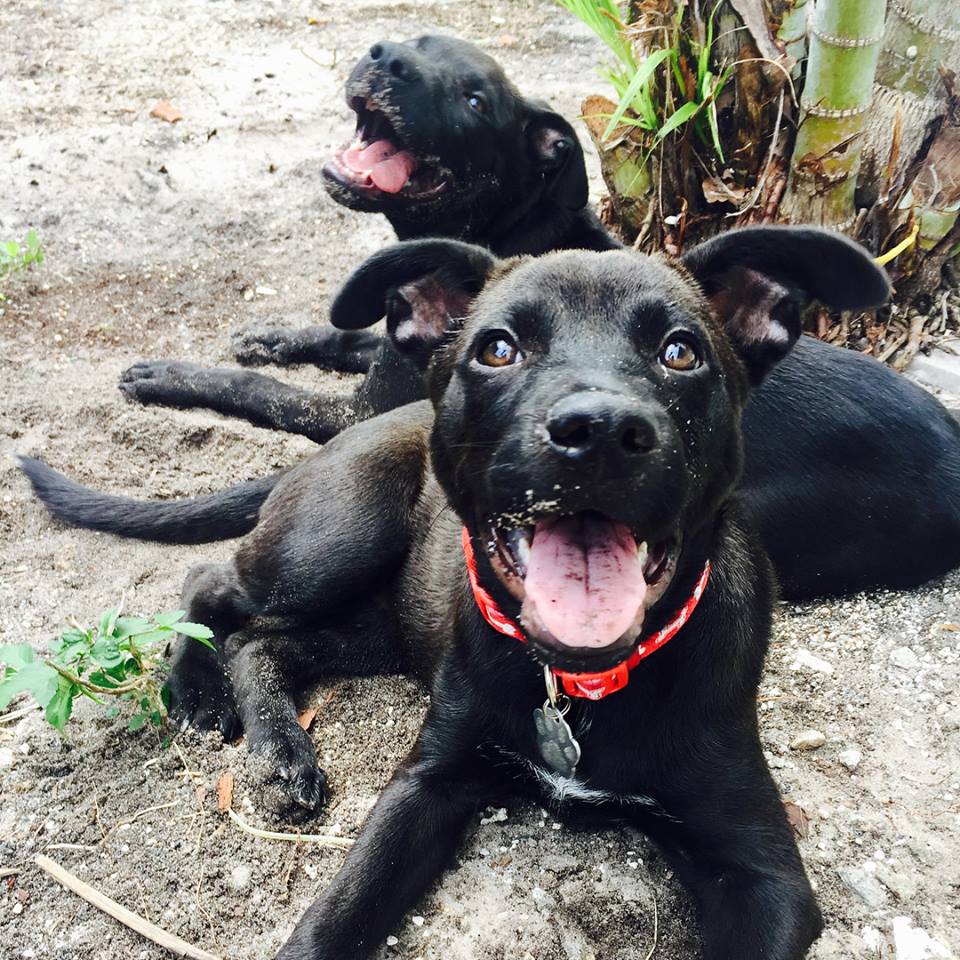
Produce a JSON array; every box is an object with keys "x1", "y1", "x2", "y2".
[
  {"x1": 478, "y1": 334, "x2": 521, "y2": 368},
  {"x1": 659, "y1": 337, "x2": 700, "y2": 372},
  {"x1": 466, "y1": 93, "x2": 487, "y2": 115}
]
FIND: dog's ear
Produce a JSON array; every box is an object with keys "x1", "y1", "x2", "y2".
[
  {"x1": 681, "y1": 226, "x2": 890, "y2": 384},
  {"x1": 331, "y1": 240, "x2": 498, "y2": 366},
  {"x1": 525, "y1": 104, "x2": 589, "y2": 211}
]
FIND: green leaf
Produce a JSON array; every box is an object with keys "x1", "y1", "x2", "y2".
[
  {"x1": 0, "y1": 644, "x2": 36, "y2": 671},
  {"x1": 106, "y1": 706, "x2": 121, "y2": 719},
  {"x1": 174, "y1": 622, "x2": 215, "y2": 647},
  {"x1": 153, "y1": 610, "x2": 187, "y2": 628},
  {"x1": 4, "y1": 241, "x2": 19, "y2": 258},
  {"x1": 0, "y1": 661, "x2": 59, "y2": 710},
  {"x1": 99, "y1": 608, "x2": 119, "y2": 639},
  {"x1": 652, "y1": 100, "x2": 700, "y2": 146},
  {"x1": 127, "y1": 627, "x2": 175, "y2": 648},
  {"x1": 45, "y1": 677, "x2": 77, "y2": 733},
  {"x1": 602, "y1": 48, "x2": 672, "y2": 141},
  {"x1": 91, "y1": 636, "x2": 124, "y2": 668},
  {"x1": 128, "y1": 712, "x2": 148, "y2": 732},
  {"x1": 113, "y1": 617, "x2": 153, "y2": 638}
]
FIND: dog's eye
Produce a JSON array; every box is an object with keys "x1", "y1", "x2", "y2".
[
  {"x1": 466, "y1": 93, "x2": 487, "y2": 115},
  {"x1": 477, "y1": 334, "x2": 522, "y2": 368},
  {"x1": 659, "y1": 337, "x2": 701, "y2": 372}
]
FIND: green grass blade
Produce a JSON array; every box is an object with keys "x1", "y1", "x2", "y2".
[{"x1": 602, "y1": 48, "x2": 672, "y2": 141}]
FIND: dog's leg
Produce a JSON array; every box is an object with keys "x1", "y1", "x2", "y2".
[
  {"x1": 118, "y1": 361, "x2": 357, "y2": 443},
  {"x1": 166, "y1": 560, "x2": 253, "y2": 739},
  {"x1": 276, "y1": 729, "x2": 489, "y2": 960},
  {"x1": 224, "y1": 606, "x2": 402, "y2": 818},
  {"x1": 232, "y1": 326, "x2": 381, "y2": 374},
  {"x1": 644, "y1": 753, "x2": 821, "y2": 960}
]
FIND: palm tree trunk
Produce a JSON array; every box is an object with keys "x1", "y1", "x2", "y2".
[{"x1": 782, "y1": 0, "x2": 886, "y2": 226}]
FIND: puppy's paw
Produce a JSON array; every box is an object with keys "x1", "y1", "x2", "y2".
[
  {"x1": 166, "y1": 668, "x2": 242, "y2": 741},
  {"x1": 247, "y1": 725, "x2": 329, "y2": 820},
  {"x1": 231, "y1": 326, "x2": 300, "y2": 366},
  {"x1": 119, "y1": 360, "x2": 203, "y2": 406}
]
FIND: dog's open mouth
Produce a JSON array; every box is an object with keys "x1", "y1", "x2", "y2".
[
  {"x1": 487, "y1": 511, "x2": 679, "y2": 670},
  {"x1": 324, "y1": 98, "x2": 448, "y2": 199}
]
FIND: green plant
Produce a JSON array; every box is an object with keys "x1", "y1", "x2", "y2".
[
  {"x1": 0, "y1": 609, "x2": 214, "y2": 733},
  {"x1": 556, "y1": 0, "x2": 729, "y2": 158},
  {"x1": 0, "y1": 230, "x2": 44, "y2": 297}
]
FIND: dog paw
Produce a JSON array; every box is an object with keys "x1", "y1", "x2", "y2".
[
  {"x1": 119, "y1": 360, "x2": 202, "y2": 406},
  {"x1": 231, "y1": 326, "x2": 300, "y2": 366},
  {"x1": 166, "y1": 668, "x2": 242, "y2": 741},
  {"x1": 247, "y1": 725, "x2": 329, "y2": 819}
]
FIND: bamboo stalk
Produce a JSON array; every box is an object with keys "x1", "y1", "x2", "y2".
[{"x1": 782, "y1": 0, "x2": 886, "y2": 226}]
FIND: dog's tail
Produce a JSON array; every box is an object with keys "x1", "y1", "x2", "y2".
[{"x1": 16, "y1": 456, "x2": 283, "y2": 544}]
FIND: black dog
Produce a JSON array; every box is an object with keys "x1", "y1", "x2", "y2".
[
  {"x1": 19, "y1": 39, "x2": 960, "y2": 602},
  {"x1": 166, "y1": 228, "x2": 888, "y2": 960},
  {"x1": 114, "y1": 35, "x2": 614, "y2": 440}
]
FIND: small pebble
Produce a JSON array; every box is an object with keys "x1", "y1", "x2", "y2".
[
  {"x1": 228, "y1": 865, "x2": 252, "y2": 892},
  {"x1": 890, "y1": 646, "x2": 919, "y2": 670},
  {"x1": 385, "y1": 936, "x2": 399, "y2": 946},
  {"x1": 411, "y1": 915, "x2": 424, "y2": 927},
  {"x1": 838, "y1": 748, "x2": 862, "y2": 771},
  {"x1": 789, "y1": 649, "x2": 834, "y2": 675},
  {"x1": 790, "y1": 729, "x2": 826, "y2": 751},
  {"x1": 0, "y1": 748, "x2": 15, "y2": 770}
]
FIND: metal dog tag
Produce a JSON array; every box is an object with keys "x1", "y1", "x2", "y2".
[{"x1": 534, "y1": 700, "x2": 581, "y2": 778}]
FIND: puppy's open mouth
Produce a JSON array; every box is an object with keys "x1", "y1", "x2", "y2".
[
  {"x1": 486, "y1": 511, "x2": 679, "y2": 671},
  {"x1": 324, "y1": 98, "x2": 449, "y2": 199}
]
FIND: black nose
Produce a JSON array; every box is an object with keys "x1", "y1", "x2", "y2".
[
  {"x1": 546, "y1": 392, "x2": 658, "y2": 461},
  {"x1": 368, "y1": 42, "x2": 420, "y2": 83}
]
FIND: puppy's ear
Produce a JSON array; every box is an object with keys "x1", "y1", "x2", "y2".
[
  {"x1": 525, "y1": 104, "x2": 589, "y2": 211},
  {"x1": 331, "y1": 240, "x2": 498, "y2": 366},
  {"x1": 681, "y1": 226, "x2": 890, "y2": 384}
]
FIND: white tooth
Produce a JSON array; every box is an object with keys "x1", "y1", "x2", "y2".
[
  {"x1": 516, "y1": 535, "x2": 531, "y2": 567},
  {"x1": 637, "y1": 541, "x2": 649, "y2": 568}
]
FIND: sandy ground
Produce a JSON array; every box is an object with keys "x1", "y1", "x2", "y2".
[{"x1": 1, "y1": 2, "x2": 959, "y2": 959}]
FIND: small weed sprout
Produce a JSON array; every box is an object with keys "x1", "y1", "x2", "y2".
[
  {"x1": 0, "y1": 230, "x2": 45, "y2": 304},
  {"x1": 0, "y1": 608, "x2": 214, "y2": 733}
]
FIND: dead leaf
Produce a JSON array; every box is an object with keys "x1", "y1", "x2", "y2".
[
  {"x1": 702, "y1": 176, "x2": 748, "y2": 205},
  {"x1": 496, "y1": 34, "x2": 519, "y2": 49},
  {"x1": 298, "y1": 706, "x2": 320, "y2": 731},
  {"x1": 150, "y1": 100, "x2": 183, "y2": 124},
  {"x1": 934, "y1": 622, "x2": 959, "y2": 632},
  {"x1": 216, "y1": 771, "x2": 235, "y2": 813},
  {"x1": 784, "y1": 800, "x2": 811, "y2": 840}
]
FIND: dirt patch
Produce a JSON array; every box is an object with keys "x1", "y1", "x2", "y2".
[{"x1": 1, "y1": 2, "x2": 958, "y2": 959}]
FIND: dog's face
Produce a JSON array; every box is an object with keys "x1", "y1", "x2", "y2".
[
  {"x1": 333, "y1": 229, "x2": 890, "y2": 671},
  {"x1": 324, "y1": 35, "x2": 587, "y2": 234}
]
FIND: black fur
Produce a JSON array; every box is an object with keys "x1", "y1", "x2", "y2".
[
  {"x1": 18, "y1": 41, "x2": 960, "y2": 601},
  {"x1": 171, "y1": 236, "x2": 847, "y2": 959}
]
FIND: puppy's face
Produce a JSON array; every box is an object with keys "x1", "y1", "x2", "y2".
[
  {"x1": 324, "y1": 35, "x2": 586, "y2": 230},
  {"x1": 331, "y1": 229, "x2": 890, "y2": 673},
  {"x1": 430, "y1": 252, "x2": 746, "y2": 671}
]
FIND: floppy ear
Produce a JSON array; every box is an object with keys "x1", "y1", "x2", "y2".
[
  {"x1": 330, "y1": 240, "x2": 498, "y2": 366},
  {"x1": 525, "y1": 103, "x2": 589, "y2": 211},
  {"x1": 681, "y1": 226, "x2": 891, "y2": 384}
]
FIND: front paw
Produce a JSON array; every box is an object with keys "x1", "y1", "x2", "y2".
[
  {"x1": 247, "y1": 724, "x2": 329, "y2": 820},
  {"x1": 232, "y1": 326, "x2": 299, "y2": 366},
  {"x1": 166, "y1": 665, "x2": 242, "y2": 741},
  {"x1": 119, "y1": 359, "x2": 202, "y2": 406}
]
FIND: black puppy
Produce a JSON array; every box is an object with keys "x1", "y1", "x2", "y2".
[
  {"x1": 168, "y1": 229, "x2": 888, "y2": 959},
  {"x1": 115, "y1": 35, "x2": 613, "y2": 438}
]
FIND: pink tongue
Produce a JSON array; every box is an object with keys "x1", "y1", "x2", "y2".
[
  {"x1": 341, "y1": 139, "x2": 417, "y2": 194},
  {"x1": 523, "y1": 516, "x2": 646, "y2": 649}
]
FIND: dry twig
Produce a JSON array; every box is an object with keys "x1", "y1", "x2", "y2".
[
  {"x1": 227, "y1": 808, "x2": 354, "y2": 849},
  {"x1": 34, "y1": 854, "x2": 221, "y2": 960}
]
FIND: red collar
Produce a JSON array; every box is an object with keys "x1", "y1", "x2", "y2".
[{"x1": 461, "y1": 527, "x2": 710, "y2": 701}]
